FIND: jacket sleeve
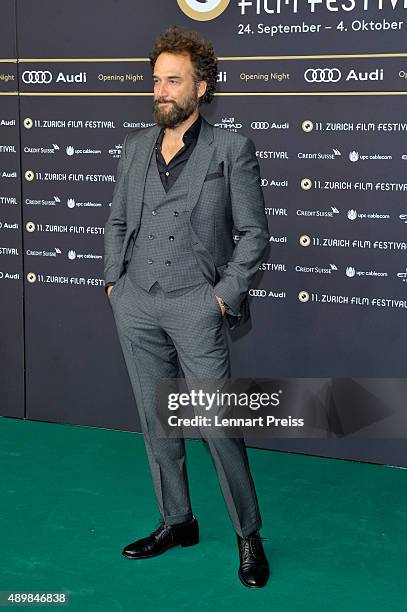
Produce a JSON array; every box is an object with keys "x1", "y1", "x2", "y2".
[
  {"x1": 103, "y1": 133, "x2": 130, "y2": 288},
  {"x1": 213, "y1": 137, "x2": 270, "y2": 316}
]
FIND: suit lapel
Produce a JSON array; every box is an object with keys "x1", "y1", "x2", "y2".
[{"x1": 184, "y1": 116, "x2": 215, "y2": 216}]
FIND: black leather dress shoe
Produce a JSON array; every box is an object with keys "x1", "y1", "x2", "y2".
[
  {"x1": 122, "y1": 516, "x2": 199, "y2": 559},
  {"x1": 237, "y1": 531, "x2": 270, "y2": 588}
]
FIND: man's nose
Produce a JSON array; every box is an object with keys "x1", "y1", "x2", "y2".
[{"x1": 156, "y1": 83, "x2": 168, "y2": 100}]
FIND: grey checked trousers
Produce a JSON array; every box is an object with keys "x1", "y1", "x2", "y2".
[{"x1": 109, "y1": 272, "x2": 262, "y2": 538}]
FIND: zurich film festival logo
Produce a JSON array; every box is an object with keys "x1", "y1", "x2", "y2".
[{"x1": 177, "y1": 0, "x2": 230, "y2": 21}]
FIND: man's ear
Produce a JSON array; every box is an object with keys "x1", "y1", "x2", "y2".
[{"x1": 198, "y1": 80, "x2": 207, "y2": 101}]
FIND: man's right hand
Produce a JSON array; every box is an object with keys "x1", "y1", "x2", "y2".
[{"x1": 107, "y1": 285, "x2": 114, "y2": 298}]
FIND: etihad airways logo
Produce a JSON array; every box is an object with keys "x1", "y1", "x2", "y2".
[{"x1": 177, "y1": 0, "x2": 230, "y2": 20}]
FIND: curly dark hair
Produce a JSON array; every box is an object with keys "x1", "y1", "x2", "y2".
[{"x1": 148, "y1": 25, "x2": 218, "y2": 105}]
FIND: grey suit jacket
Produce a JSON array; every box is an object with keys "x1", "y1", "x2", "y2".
[{"x1": 103, "y1": 115, "x2": 270, "y2": 330}]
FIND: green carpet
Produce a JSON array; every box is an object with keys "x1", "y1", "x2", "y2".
[{"x1": 1, "y1": 417, "x2": 406, "y2": 611}]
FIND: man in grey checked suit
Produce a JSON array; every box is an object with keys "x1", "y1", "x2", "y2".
[{"x1": 103, "y1": 26, "x2": 270, "y2": 588}]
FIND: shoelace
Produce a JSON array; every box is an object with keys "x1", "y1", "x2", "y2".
[{"x1": 240, "y1": 535, "x2": 268, "y2": 563}]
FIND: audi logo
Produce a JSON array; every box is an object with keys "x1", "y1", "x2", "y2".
[
  {"x1": 304, "y1": 68, "x2": 342, "y2": 83},
  {"x1": 22, "y1": 70, "x2": 53, "y2": 84},
  {"x1": 251, "y1": 122, "x2": 269, "y2": 130},
  {"x1": 249, "y1": 289, "x2": 267, "y2": 297}
]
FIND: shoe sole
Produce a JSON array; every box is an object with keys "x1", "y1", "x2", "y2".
[{"x1": 122, "y1": 537, "x2": 199, "y2": 559}]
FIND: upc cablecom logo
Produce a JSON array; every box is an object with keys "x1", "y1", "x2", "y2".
[{"x1": 177, "y1": 0, "x2": 230, "y2": 21}]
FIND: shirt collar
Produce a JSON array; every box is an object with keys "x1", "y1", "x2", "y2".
[
  {"x1": 183, "y1": 113, "x2": 202, "y2": 143},
  {"x1": 156, "y1": 113, "x2": 202, "y2": 148}
]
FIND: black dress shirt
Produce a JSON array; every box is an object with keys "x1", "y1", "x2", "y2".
[{"x1": 155, "y1": 113, "x2": 202, "y2": 191}]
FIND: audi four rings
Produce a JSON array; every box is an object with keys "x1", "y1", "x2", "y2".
[
  {"x1": 22, "y1": 71, "x2": 53, "y2": 84},
  {"x1": 251, "y1": 122, "x2": 271, "y2": 129},
  {"x1": 304, "y1": 69, "x2": 342, "y2": 83}
]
